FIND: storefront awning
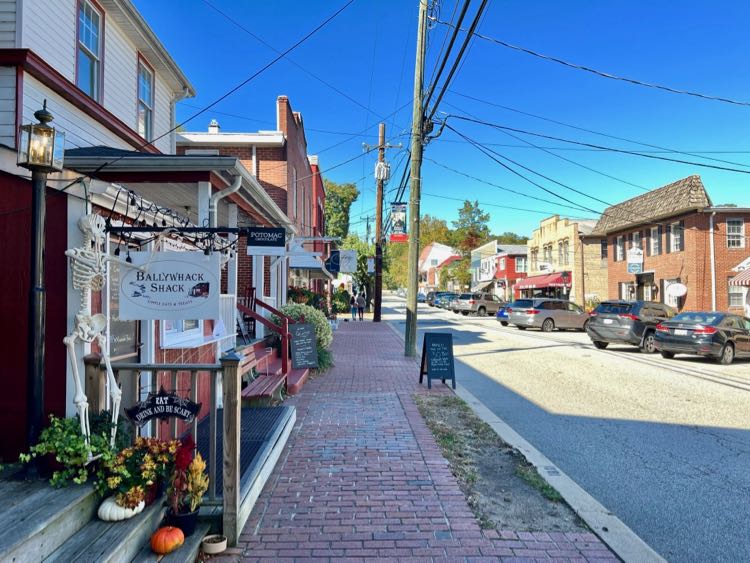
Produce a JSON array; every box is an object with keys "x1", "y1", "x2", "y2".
[
  {"x1": 516, "y1": 272, "x2": 570, "y2": 290},
  {"x1": 729, "y1": 269, "x2": 750, "y2": 286},
  {"x1": 471, "y1": 280, "x2": 494, "y2": 292},
  {"x1": 289, "y1": 253, "x2": 333, "y2": 279}
]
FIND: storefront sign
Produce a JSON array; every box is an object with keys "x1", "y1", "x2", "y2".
[
  {"x1": 119, "y1": 251, "x2": 220, "y2": 320},
  {"x1": 339, "y1": 250, "x2": 357, "y2": 273},
  {"x1": 125, "y1": 386, "x2": 201, "y2": 427},
  {"x1": 290, "y1": 323, "x2": 318, "y2": 369},
  {"x1": 420, "y1": 332, "x2": 456, "y2": 390},
  {"x1": 246, "y1": 227, "x2": 286, "y2": 256},
  {"x1": 627, "y1": 247, "x2": 643, "y2": 274},
  {"x1": 627, "y1": 262, "x2": 643, "y2": 274},
  {"x1": 390, "y1": 202, "x2": 407, "y2": 242}
]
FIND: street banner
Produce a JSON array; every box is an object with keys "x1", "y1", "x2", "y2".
[
  {"x1": 390, "y1": 202, "x2": 407, "y2": 242},
  {"x1": 119, "y1": 251, "x2": 221, "y2": 320},
  {"x1": 367, "y1": 257, "x2": 375, "y2": 274},
  {"x1": 246, "y1": 227, "x2": 286, "y2": 256},
  {"x1": 325, "y1": 250, "x2": 340, "y2": 273},
  {"x1": 339, "y1": 250, "x2": 357, "y2": 273}
]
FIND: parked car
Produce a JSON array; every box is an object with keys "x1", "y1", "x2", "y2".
[
  {"x1": 449, "y1": 293, "x2": 469, "y2": 313},
  {"x1": 453, "y1": 292, "x2": 505, "y2": 317},
  {"x1": 435, "y1": 292, "x2": 458, "y2": 309},
  {"x1": 496, "y1": 303, "x2": 510, "y2": 326},
  {"x1": 417, "y1": 292, "x2": 426, "y2": 303},
  {"x1": 654, "y1": 312, "x2": 750, "y2": 365},
  {"x1": 586, "y1": 300, "x2": 676, "y2": 353},
  {"x1": 507, "y1": 298, "x2": 590, "y2": 332}
]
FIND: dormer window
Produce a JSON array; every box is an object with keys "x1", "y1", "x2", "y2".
[
  {"x1": 77, "y1": 0, "x2": 102, "y2": 100},
  {"x1": 137, "y1": 58, "x2": 154, "y2": 140}
]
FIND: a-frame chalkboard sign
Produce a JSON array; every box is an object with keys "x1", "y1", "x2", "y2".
[{"x1": 419, "y1": 332, "x2": 456, "y2": 389}]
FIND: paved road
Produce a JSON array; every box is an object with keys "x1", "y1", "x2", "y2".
[{"x1": 383, "y1": 294, "x2": 750, "y2": 563}]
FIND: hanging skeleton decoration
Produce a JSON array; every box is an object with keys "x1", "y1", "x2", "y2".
[{"x1": 63, "y1": 213, "x2": 142, "y2": 455}]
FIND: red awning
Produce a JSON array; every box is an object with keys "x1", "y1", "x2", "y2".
[
  {"x1": 729, "y1": 269, "x2": 750, "y2": 286},
  {"x1": 515, "y1": 272, "x2": 570, "y2": 290}
]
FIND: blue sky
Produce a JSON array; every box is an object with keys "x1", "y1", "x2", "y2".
[{"x1": 134, "y1": 0, "x2": 750, "y2": 239}]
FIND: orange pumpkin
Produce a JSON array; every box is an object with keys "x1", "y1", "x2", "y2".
[{"x1": 150, "y1": 526, "x2": 185, "y2": 554}]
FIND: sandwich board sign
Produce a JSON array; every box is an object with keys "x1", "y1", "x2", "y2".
[
  {"x1": 289, "y1": 323, "x2": 318, "y2": 369},
  {"x1": 419, "y1": 332, "x2": 456, "y2": 389}
]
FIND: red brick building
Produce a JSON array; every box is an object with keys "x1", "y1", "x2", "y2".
[
  {"x1": 494, "y1": 245, "x2": 529, "y2": 301},
  {"x1": 595, "y1": 175, "x2": 750, "y2": 313}
]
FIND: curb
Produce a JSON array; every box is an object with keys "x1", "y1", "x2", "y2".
[{"x1": 384, "y1": 319, "x2": 665, "y2": 563}]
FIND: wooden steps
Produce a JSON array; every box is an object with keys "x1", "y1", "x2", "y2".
[
  {"x1": 287, "y1": 367, "x2": 310, "y2": 395},
  {"x1": 44, "y1": 499, "x2": 165, "y2": 563},
  {"x1": 0, "y1": 481, "x2": 98, "y2": 563}
]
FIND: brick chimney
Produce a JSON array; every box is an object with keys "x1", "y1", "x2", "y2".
[{"x1": 277, "y1": 96, "x2": 290, "y2": 133}]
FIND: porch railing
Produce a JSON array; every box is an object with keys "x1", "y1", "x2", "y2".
[{"x1": 84, "y1": 354, "x2": 246, "y2": 545}]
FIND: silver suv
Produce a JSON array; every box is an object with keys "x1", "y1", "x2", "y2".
[
  {"x1": 507, "y1": 298, "x2": 590, "y2": 332},
  {"x1": 454, "y1": 292, "x2": 505, "y2": 317}
]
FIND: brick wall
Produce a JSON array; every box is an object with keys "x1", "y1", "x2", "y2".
[{"x1": 580, "y1": 237, "x2": 608, "y2": 304}]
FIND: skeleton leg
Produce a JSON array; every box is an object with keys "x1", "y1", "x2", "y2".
[
  {"x1": 97, "y1": 334, "x2": 121, "y2": 448},
  {"x1": 63, "y1": 334, "x2": 91, "y2": 450}
]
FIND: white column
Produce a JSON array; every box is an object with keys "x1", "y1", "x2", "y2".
[
  {"x1": 281, "y1": 257, "x2": 288, "y2": 306},
  {"x1": 227, "y1": 204, "x2": 238, "y2": 296},
  {"x1": 253, "y1": 255, "x2": 265, "y2": 339},
  {"x1": 197, "y1": 181, "x2": 211, "y2": 228},
  {"x1": 270, "y1": 256, "x2": 279, "y2": 307}
]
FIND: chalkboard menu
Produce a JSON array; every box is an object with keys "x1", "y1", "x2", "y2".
[
  {"x1": 290, "y1": 323, "x2": 318, "y2": 369},
  {"x1": 420, "y1": 332, "x2": 456, "y2": 389},
  {"x1": 108, "y1": 241, "x2": 139, "y2": 359}
]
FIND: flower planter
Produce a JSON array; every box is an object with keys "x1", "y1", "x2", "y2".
[
  {"x1": 201, "y1": 534, "x2": 227, "y2": 554},
  {"x1": 166, "y1": 509, "x2": 199, "y2": 536}
]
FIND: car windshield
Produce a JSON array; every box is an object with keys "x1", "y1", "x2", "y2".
[
  {"x1": 595, "y1": 302, "x2": 633, "y2": 314},
  {"x1": 509, "y1": 300, "x2": 533, "y2": 308},
  {"x1": 672, "y1": 312, "x2": 724, "y2": 325}
]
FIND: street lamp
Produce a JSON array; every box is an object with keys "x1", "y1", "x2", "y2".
[{"x1": 18, "y1": 100, "x2": 65, "y2": 465}]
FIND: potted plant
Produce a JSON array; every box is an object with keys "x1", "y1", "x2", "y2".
[
  {"x1": 165, "y1": 436, "x2": 209, "y2": 536},
  {"x1": 18, "y1": 414, "x2": 109, "y2": 487}
]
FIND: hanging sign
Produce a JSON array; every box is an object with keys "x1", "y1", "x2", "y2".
[
  {"x1": 119, "y1": 251, "x2": 220, "y2": 320},
  {"x1": 125, "y1": 386, "x2": 201, "y2": 427},
  {"x1": 390, "y1": 202, "x2": 408, "y2": 242},
  {"x1": 246, "y1": 227, "x2": 286, "y2": 256},
  {"x1": 325, "y1": 250, "x2": 340, "y2": 273},
  {"x1": 419, "y1": 332, "x2": 456, "y2": 389},
  {"x1": 627, "y1": 247, "x2": 644, "y2": 274},
  {"x1": 339, "y1": 250, "x2": 357, "y2": 273}
]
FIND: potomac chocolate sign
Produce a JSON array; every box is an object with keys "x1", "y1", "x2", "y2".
[{"x1": 125, "y1": 387, "x2": 201, "y2": 427}]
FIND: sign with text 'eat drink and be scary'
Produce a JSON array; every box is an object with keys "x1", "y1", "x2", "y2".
[{"x1": 119, "y1": 251, "x2": 220, "y2": 320}]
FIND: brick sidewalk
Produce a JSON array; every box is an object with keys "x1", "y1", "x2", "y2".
[{"x1": 216, "y1": 322, "x2": 617, "y2": 562}]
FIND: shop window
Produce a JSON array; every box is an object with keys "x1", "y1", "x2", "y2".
[
  {"x1": 137, "y1": 58, "x2": 154, "y2": 140},
  {"x1": 161, "y1": 319, "x2": 202, "y2": 348},
  {"x1": 727, "y1": 218, "x2": 744, "y2": 249},
  {"x1": 77, "y1": 0, "x2": 102, "y2": 100},
  {"x1": 619, "y1": 282, "x2": 634, "y2": 300},
  {"x1": 728, "y1": 280, "x2": 744, "y2": 308}
]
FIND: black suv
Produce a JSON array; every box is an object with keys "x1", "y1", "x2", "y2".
[{"x1": 586, "y1": 300, "x2": 676, "y2": 353}]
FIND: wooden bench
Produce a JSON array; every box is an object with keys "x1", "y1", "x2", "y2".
[{"x1": 238, "y1": 346, "x2": 286, "y2": 404}]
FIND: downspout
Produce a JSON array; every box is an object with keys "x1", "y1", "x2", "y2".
[
  {"x1": 209, "y1": 175, "x2": 242, "y2": 228},
  {"x1": 709, "y1": 211, "x2": 717, "y2": 311}
]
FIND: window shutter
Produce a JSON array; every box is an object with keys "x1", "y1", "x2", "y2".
[
  {"x1": 679, "y1": 221, "x2": 685, "y2": 251},
  {"x1": 657, "y1": 225, "x2": 663, "y2": 255},
  {"x1": 645, "y1": 229, "x2": 650, "y2": 256},
  {"x1": 659, "y1": 278, "x2": 665, "y2": 304},
  {"x1": 665, "y1": 224, "x2": 672, "y2": 253}
]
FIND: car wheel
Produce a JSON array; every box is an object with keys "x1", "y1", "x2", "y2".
[
  {"x1": 640, "y1": 331, "x2": 657, "y2": 354},
  {"x1": 593, "y1": 341, "x2": 608, "y2": 349},
  {"x1": 582, "y1": 319, "x2": 590, "y2": 332},
  {"x1": 661, "y1": 351, "x2": 675, "y2": 359},
  {"x1": 478, "y1": 307, "x2": 486, "y2": 317},
  {"x1": 718, "y1": 343, "x2": 735, "y2": 365},
  {"x1": 501, "y1": 321, "x2": 508, "y2": 327},
  {"x1": 461, "y1": 311, "x2": 469, "y2": 316},
  {"x1": 517, "y1": 326, "x2": 526, "y2": 330},
  {"x1": 541, "y1": 318, "x2": 554, "y2": 332}
]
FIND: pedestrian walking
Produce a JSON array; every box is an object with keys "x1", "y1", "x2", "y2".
[
  {"x1": 356, "y1": 292, "x2": 366, "y2": 321},
  {"x1": 349, "y1": 293, "x2": 357, "y2": 321}
]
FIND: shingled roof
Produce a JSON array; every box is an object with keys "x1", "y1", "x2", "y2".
[{"x1": 593, "y1": 175, "x2": 712, "y2": 235}]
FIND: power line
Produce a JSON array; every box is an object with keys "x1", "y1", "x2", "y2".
[
  {"x1": 446, "y1": 115, "x2": 750, "y2": 175},
  {"x1": 448, "y1": 90, "x2": 750, "y2": 168},
  {"x1": 422, "y1": 191, "x2": 596, "y2": 218},
  {"x1": 434, "y1": 20, "x2": 750, "y2": 107}
]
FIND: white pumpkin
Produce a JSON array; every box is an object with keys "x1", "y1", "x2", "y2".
[{"x1": 97, "y1": 497, "x2": 145, "y2": 521}]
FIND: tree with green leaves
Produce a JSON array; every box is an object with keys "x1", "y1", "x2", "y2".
[
  {"x1": 495, "y1": 231, "x2": 528, "y2": 244},
  {"x1": 324, "y1": 179, "x2": 359, "y2": 239},
  {"x1": 452, "y1": 200, "x2": 490, "y2": 254},
  {"x1": 341, "y1": 234, "x2": 375, "y2": 307},
  {"x1": 419, "y1": 215, "x2": 452, "y2": 247}
]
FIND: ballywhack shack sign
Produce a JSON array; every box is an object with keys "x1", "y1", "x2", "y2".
[{"x1": 119, "y1": 251, "x2": 220, "y2": 320}]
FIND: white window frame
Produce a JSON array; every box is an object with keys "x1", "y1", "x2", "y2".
[
  {"x1": 650, "y1": 226, "x2": 660, "y2": 255},
  {"x1": 499, "y1": 257, "x2": 506, "y2": 270},
  {"x1": 728, "y1": 281, "x2": 744, "y2": 308},
  {"x1": 160, "y1": 319, "x2": 203, "y2": 348},
  {"x1": 670, "y1": 222, "x2": 682, "y2": 252},
  {"x1": 77, "y1": 0, "x2": 102, "y2": 100},
  {"x1": 137, "y1": 58, "x2": 154, "y2": 141},
  {"x1": 632, "y1": 231, "x2": 641, "y2": 249},
  {"x1": 726, "y1": 218, "x2": 745, "y2": 249},
  {"x1": 615, "y1": 236, "x2": 624, "y2": 261},
  {"x1": 515, "y1": 256, "x2": 527, "y2": 273}
]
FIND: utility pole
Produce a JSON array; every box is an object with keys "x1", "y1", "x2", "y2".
[{"x1": 404, "y1": 0, "x2": 428, "y2": 357}]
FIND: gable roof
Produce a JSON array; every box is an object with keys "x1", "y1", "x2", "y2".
[
  {"x1": 436, "y1": 255, "x2": 462, "y2": 269},
  {"x1": 594, "y1": 175, "x2": 712, "y2": 235},
  {"x1": 496, "y1": 244, "x2": 527, "y2": 256}
]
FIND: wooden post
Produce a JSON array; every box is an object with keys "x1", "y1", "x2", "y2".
[
  {"x1": 84, "y1": 353, "x2": 104, "y2": 414},
  {"x1": 220, "y1": 352, "x2": 242, "y2": 547}
]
